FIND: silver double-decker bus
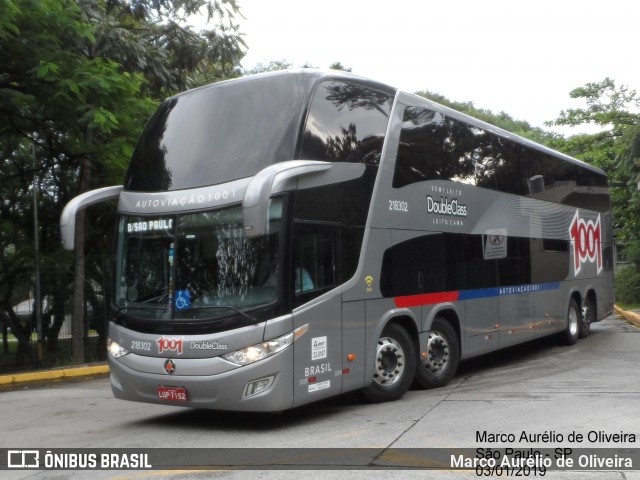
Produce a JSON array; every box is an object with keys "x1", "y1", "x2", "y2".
[{"x1": 61, "y1": 70, "x2": 614, "y2": 411}]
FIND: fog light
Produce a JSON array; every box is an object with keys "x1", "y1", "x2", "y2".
[{"x1": 243, "y1": 376, "x2": 274, "y2": 398}]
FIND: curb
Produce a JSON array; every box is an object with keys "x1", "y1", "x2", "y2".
[
  {"x1": 614, "y1": 305, "x2": 640, "y2": 328},
  {"x1": 0, "y1": 364, "x2": 109, "y2": 386}
]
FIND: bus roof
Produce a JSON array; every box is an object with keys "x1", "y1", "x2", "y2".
[
  {"x1": 207, "y1": 70, "x2": 605, "y2": 178},
  {"x1": 126, "y1": 70, "x2": 605, "y2": 193}
]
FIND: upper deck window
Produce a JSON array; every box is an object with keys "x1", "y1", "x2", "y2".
[
  {"x1": 299, "y1": 80, "x2": 394, "y2": 165},
  {"x1": 393, "y1": 105, "x2": 609, "y2": 211},
  {"x1": 125, "y1": 74, "x2": 313, "y2": 192}
]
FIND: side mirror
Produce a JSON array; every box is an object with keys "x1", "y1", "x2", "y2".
[
  {"x1": 242, "y1": 161, "x2": 331, "y2": 238},
  {"x1": 60, "y1": 186, "x2": 123, "y2": 250}
]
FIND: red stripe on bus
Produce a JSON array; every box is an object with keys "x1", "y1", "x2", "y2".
[{"x1": 394, "y1": 291, "x2": 460, "y2": 308}]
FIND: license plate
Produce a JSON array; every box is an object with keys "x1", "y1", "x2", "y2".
[{"x1": 157, "y1": 386, "x2": 188, "y2": 402}]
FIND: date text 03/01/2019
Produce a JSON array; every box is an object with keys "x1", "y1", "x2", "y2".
[{"x1": 476, "y1": 430, "x2": 636, "y2": 444}]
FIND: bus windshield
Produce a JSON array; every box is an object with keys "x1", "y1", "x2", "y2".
[
  {"x1": 124, "y1": 74, "x2": 313, "y2": 192},
  {"x1": 115, "y1": 201, "x2": 282, "y2": 320}
]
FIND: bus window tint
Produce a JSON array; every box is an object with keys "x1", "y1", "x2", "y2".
[
  {"x1": 299, "y1": 80, "x2": 393, "y2": 165},
  {"x1": 291, "y1": 223, "x2": 363, "y2": 307},
  {"x1": 393, "y1": 106, "x2": 497, "y2": 189},
  {"x1": 393, "y1": 105, "x2": 610, "y2": 212},
  {"x1": 381, "y1": 233, "x2": 546, "y2": 297},
  {"x1": 292, "y1": 224, "x2": 337, "y2": 294},
  {"x1": 125, "y1": 75, "x2": 312, "y2": 192}
]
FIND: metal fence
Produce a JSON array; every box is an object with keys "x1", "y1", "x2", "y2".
[{"x1": 0, "y1": 255, "x2": 112, "y2": 374}]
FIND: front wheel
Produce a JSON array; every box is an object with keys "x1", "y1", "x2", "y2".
[
  {"x1": 361, "y1": 323, "x2": 416, "y2": 403},
  {"x1": 414, "y1": 317, "x2": 460, "y2": 389}
]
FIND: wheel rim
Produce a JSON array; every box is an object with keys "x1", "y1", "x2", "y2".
[
  {"x1": 424, "y1": 332, "x2": 450, "y2": 374},
  {"x1": 568, "y1": 306, "x2": 579, "y2": 336},
  {"x1": 373, "y1": 337, "x2": 405, "y2": 387}
]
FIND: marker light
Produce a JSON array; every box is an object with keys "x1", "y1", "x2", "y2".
[
  {"x1": 107, "y1": 338, "x2": 130, "y2": 359},
  {"x1": 222, "y1": 324, "x2": 308, "y2": 366}
]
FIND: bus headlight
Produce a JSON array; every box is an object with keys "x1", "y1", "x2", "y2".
[
  {"x1": 222, "y1": 324, "x2": 308, "y2": 366},
  {"x1": 107, "y1": 338, "x2": 130, "y2": 359}
]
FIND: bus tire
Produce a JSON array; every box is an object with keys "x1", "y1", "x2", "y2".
[
  {"x1": 564, "y1": 298, "x2": 580, "y2": 345},
  {"x1": 361, "y1": 323, "x2": 416, "y2": 403},
  {"x1": 414, "y1": 317, "x2": 459, "y2": 389},
  {"x1": 579, "y1": 298, "x2": 594, "y2": 338}
]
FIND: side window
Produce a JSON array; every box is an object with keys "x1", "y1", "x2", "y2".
[
  {"x1": 577, "y1": 167, "x2": 608, "y2": 187},
  {"x1": 494, "y1": 139, "x2": 527, "y2": 195},
  {"x1": 458, "y1": 234, "x2": 498, "y2": 290},
  {"x1": 292, "y1": 224, "x2": 336, "y2": 295},
  {"x1": 380, "y1": 234, "x2": 447, "y2": 297},
  {"x1": 393, "y1": 105, "x2": 609, "y2": 214},
  {"x1": 531, "y1": 238, "x2": 570, "y2": 283},
  {"x1": 393, "y1": 106, "x2": 497, "y2": 189},
  {"x1": 393, "y1": 107, "x2": 451, "y2": 187},
  {"x1": 497, "y1": 237, "x2": 532, "y2": 286},
  {"x1": 381, "y1": 233, "x2": 541, "y2": 298},
  {"x1": 291, "y1": 223, "x2": 362, "y2": 307},
  {"x1": 299, "y1": 80, "x2": 393, "y2": 166}
]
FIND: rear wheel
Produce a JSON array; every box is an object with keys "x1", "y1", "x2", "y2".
[
  {"x1": 563, "y1": 298, "x2": 580, "y2": 345},
  {"x1": 361, "y1": 323, "x2": 416, "y2": 403},
  {"x1": 579, "y1": 298, "x2": 595, "y2": 338},
  {"x1": 414, "y1": 317, "x2": 460, "y2": 389}
]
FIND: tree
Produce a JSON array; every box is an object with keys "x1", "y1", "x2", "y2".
[
  {"x1": 328, "y1": 61, "x2": 352, "y2": 72},
  {"x1": 0, "y1": 0, "x2": 244, "y2": 366},
  {"x1": 549, "y1": 78, "x2": 640, "y2": 240},
  {"x1": 244, "y1": 60, "x2": 353, "y2": 75},
  {"x1": 245, "y1": 60, "x2": 292, "y2": 75},
  {"x1": 1, "y1": 0, "x2": 154, "y2": 364},
  {"x1": 87, "y1": 0, "x2": 245, "y2": 95}
]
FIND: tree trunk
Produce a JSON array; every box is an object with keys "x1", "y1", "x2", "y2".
[
  {"x1": 1, "y1": 298, "x2": 33, "y2": 368},
  {"x1": 72, "y1": 145, "x2": 91, "y2": 363}
]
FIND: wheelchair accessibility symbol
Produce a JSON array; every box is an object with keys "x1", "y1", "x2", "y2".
[{"x1": 175, "y1": 290, "x2": 191, "y2": 310}]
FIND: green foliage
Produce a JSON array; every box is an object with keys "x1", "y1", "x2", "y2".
[
  {"x1": 245, "y1": 60, "x2": 293, "y2": 75},
  {"x1": 553, "y1": 78, "x2": 639, "y2": 133},
  {"x1": 0, "y1": 0, "x2": 20, "y2": 40},
  {"x1": 623, "y1": 240, "x2": 640, "y2": 272},
  {"x1": 243, "y1": 60, "x2": 353, "y2": 75},
  {"x1": 0, "y1": 0, "x2": 245, "y2": 253},
  {"x1": 0, "y1": 0, "x2": 244, "y2": 361},
  {"x1": 328, "y1": 62, "x2": 352, "y2": 72},
  {"x1": 615, "y1": 266, "x2": 640, "y2": 305},
  {"x1": 550, "y1": 79, "x2": 640, "y2": 240},
  {"x1": 88, "y1": 0, "x2": 245, "y2": 95}
]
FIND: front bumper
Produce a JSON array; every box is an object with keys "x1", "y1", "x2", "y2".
[{"x1": 108, "y1": 346, "x2": 294, "y2": 412}]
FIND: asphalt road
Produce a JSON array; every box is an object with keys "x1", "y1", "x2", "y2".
[{"x1": 1, "y1": 315, "x2": 639, "y2": 480}]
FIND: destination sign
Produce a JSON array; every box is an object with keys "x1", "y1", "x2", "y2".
[{"x1": 127, "y1": 219, "x2": 173, "y2": 233}]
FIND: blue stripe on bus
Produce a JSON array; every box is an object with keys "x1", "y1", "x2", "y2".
[
  {"x1": 395, "y1": 282, "x2": 561, "y2": 308},
  {"x1": 459, "y1": 282, "x2": 561, "y2": 301}
]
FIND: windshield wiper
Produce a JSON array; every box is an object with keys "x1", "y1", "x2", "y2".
[
  {"x1": 142, "y1": 293, "x2": 169, "y2": 304},
  {"x1": 112, "y1": 302, "x2": 256, "y2": 322},
  {"x1": 188, "y1": 305, "x2": 256, "y2": 322},
  {"x1": 111, "y1": 305, "x2": 171, "y2": 324}
]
